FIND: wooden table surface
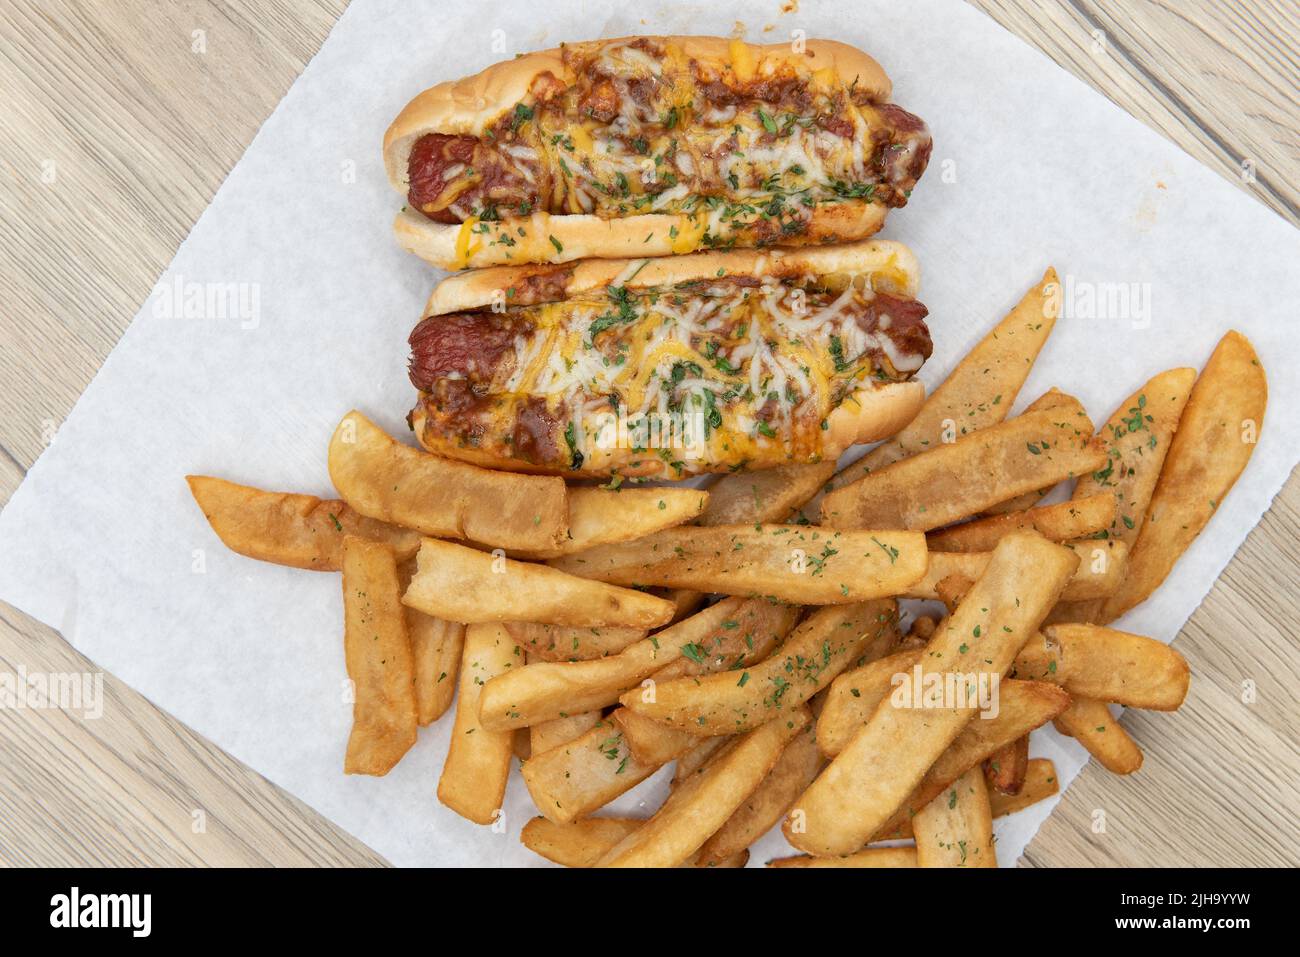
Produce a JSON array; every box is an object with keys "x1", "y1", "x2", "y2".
[{"x1": 0, "y1": 0, "x2": 1296, "y2": 867}]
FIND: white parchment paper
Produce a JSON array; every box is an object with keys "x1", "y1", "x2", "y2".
[{"x1": 1, "y1": 0, "x2": 1297, "y2": 867}]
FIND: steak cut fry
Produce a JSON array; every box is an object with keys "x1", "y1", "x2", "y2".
[
  {"x1": 1098, "y1": 332, "x2": 1266, "y2": 622},
  {"x1": 925, "y1": 493, "x2": 1115, "y2": 553},
  {"x1": 550, "y1": 524, "x2": 926, "y2": 604},
  {"x1": 620, "y1": 600, "x2": 899, "y2": 735},
  {"x1": 595, "y1": 706, "x2": 811, "y2": 867},
  {"x1": 786, "y1": 532, "x2": 1076, "y2": 856},
  {"x1": 821, "y1": 402, "x2": 1104, "y2": 532},
  {"x1": 437, "y1": 622, "x2": 523, "y2": 823},
  {"x1": 912, "y1": 765, "x2": 997, "y2": 867},
  {"x1": 187, "y1": 475, "x2": 421, "y2": 571},
  {"x1": 477, "y1": 598, "x2": 797, "y2": 730},
  {"x1": 341, "y1": 538, "x2": 417, "y2": 776},
  {"x1": 403, "y1": 538, "x2": 676, "y2": 629},
  {"x1": 328, "y1": 409, "x2": 568, "y2": 552}
]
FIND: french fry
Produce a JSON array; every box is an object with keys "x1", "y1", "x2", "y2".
[
  {"x1": 768, "y1": 847, "x2": 918, "y2": 868},
  {"x1": 1057, "y1": 539, "x2": 1133, "y2": 599},
  {"x1": 1075, "y1": 367, "x2": 1198, "y2": 539},
  {"x1": 595, "y1": 706, "x2": 811, "y2": 867},
  {"x1": 696, "y1": 721, "x2": 823, "y2": 866},
  {"x1": 512, "y1": 729, "x2": 532, "y2": 761},
  {"x1": 818, "y1": 648, "x2": 922, "y2": 756},
  {"x1": 978, "y1": 491, "x2": 1044, "y2": 516},
  {"x1": 519, "y1": 816, "x2": 749, "y2": 868},
  {"x1": 786, "y1": 532, "x2": 1077, "y2": 856},
  {"x1": 909, "y1": 540, "x2": 1127, "y2": 602},
  {"x1": 613, "y1": 597, "x2": 794, "y2": 763},
  {"x1": 935, "y1": 574, "x2": 972, "y2": 612},
  {"x1": 845, "y1": 268, "x2": 1061, "y2": 476},
  {"x1": 988, "y1": 758, "x2": 1059, "y2": 816},
  {"x1": 502, "y1": 621, "x2": 646, "y2": 662},
  {"x1": 327, "y1": 410, "x2": 568, "y2": 552},
  {"x1": 512, "y1": 487, "x2": 709, "y2": 558},
  {"x1": 1011, "y1": 623, "x2": 1189, "y2": 709},
  {"x1": 549, "y1": 525, "x2": 927, "y2": 604},
  {"x1": 912, "y1": 765, "x2": 997, "y2": 867},
  {"x1": 530, "y1": 711, "x2": 603, "y2": 756},
  {"x1": 187, "y1": 475, "x2": 421, "y2": 571},
  {"x1": 520, "y1": 719, "x2": 664, "y2": 824},
  {"x1": 1054, "y1": 367, "x2": 1196, "y2": 623},
  {"x1": 703, "y1": 851, "x2": 750, "y2": 868},
  {"x1": 478, "y1": 598, "x2": 798, "y2": 731},
  {"x1": 820, "y1": 622, "x2": 1178, "y2": 756},
  {"x1": 613, "y1": 707, "x2": 703, "y2": 767},
  {"x1": 1099, "y1": 333, "x2": 1266, "y2": 622},
  {"x1": 643, "y1": 602, "x2": 798, "y2": 685},
  {"x1": 620, "y1": 600, "x2": 899, "y2": 735},
  {"x1": 403, "y1": 538, "x2": 676, "y2": 629},
  {"x1": 910, "y1": 615, "x2": 938, "y2": 642},
  {"x1": 869, "y1": 682, "x2": 1070, "y2": 840},
  {"x1": 396, "y1": 558, "x2": 463, "y2": 725},
  {"x1": 984, "y1": 735, "x2": 1029, "y2": 795},
  {"x1": 976, "y1": 389, "x2": 1077, "y2": 515},
  {"x1": 408, "y1": 612, "x2": 464, "y2": 726},
  {"x1": 341, "y1": 537, "x2": 418, "y2": 775},
  {"x1": 702, "y1": 462, "x2": 837, "y2": 526},
  {"x1": 663, "y1": 588, "x2": 708, "y2": 622},
  {"x1": 520, "y1": 816, "x2": 642, "y2": 868},
  {"x1": 817, "y1": 644, "x2": 1067, "y2": 760},
  {"x1": 615, "y1": 620, "x2": 791, "y2": 766},
  {"x1": 1054, "y1": 696, "x2": 1144, "y2": 774},
  {"x1": 672, "y1": 738, "x2": 730, "y2": 785},
  {"x1": 889, "y1": 758, "x2": 1059, "y2": 838},
  {"x1": 926, "y1": 494, "x2": 1116, "y2": 553},
  {"x1": 437, "y1": 623, "x2": 522, "y2": 823},
  {"x1": 821, "y1": 401, "x2": 1103, "y2": 531}
]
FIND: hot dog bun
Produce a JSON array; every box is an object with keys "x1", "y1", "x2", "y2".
[
  {"x1": 422, "y1": 239, "x2": 919, "y2": 314},
  {"x1": 384, "y1": 37, "x2": 928, "y2": 270}
]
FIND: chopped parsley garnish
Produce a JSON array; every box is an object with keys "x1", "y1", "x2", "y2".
[
  {"x1": 510, "y1": 103, "x2": 533, "y2": 131},
  {"x1": 829, "y1": 335, "x2": 849, "y2": 372},
  {"x1": 564, "y1": 421, "x2": 583, "y2": 471}
]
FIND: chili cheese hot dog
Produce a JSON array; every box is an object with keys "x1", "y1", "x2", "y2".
[
  {"x1": 407, "y1": 241, "x2": 931, "y2": 479},
  {"x1": 384, "y1": 37, "x2": 931, "y2": 270}
]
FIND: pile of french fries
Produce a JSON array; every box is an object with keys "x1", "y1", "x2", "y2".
[{"x1": 187, "y1": 266, "x2": 1267, "y2": 867}]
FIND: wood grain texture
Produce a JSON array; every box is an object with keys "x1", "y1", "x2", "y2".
[{"x1": 0, "y1": 0, "x2": 1296, "y2": 867}]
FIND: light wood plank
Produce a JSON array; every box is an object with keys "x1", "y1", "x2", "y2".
[{"x1": 0, "y1": 603, "x2": 385, "y2": 867}]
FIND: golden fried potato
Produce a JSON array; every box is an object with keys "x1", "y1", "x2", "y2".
[
  {"x1": 437, "y1": 622, "x2": 521, "y2": 823},
  {"x1": 550, "y1": 524, "x2": 926, "y2": 604},
  {"x1": 821, "y1": 400, "x2": 1103, "y2": 532},
  {"x1": 328, "y1": 410, "x2": 567, "y2": 552},
  {"x1": 912, "y1": 765, "x2": 997, "y2": 867},
  {"x1": 187, "y1": 475, "x2": 419, "y2": 571},
  {"x1": 403, "y1": 538, "x2": 676, "y2": 629},
  {"x1": 340, "y1": 537, "x2": 417, "y2": 775},
  {"x1": 1099, "y1": 333, "x2": 1266, "y2": 621},
  {"x1": 787, "y1": 533, "x2": 1077, "y2": 856}
]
